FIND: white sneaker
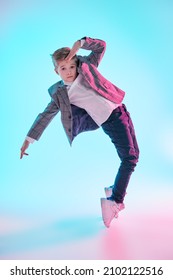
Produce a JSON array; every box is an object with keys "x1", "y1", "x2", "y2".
[{"x1": 100, "y1": 198, "x2": 125, "y2": 228}]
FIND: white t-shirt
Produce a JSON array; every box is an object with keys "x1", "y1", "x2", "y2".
[{"x1": 67, "y1": 74, "x2": 120, "y2": 126}]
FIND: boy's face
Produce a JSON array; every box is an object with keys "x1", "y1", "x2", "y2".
[{"x1": 54, "y1": 58, "x2": 78, "y2": 83}]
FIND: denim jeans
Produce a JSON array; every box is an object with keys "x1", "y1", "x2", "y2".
[{"x1": 101, "y1": 104, "x2": 139, "y2": 203}]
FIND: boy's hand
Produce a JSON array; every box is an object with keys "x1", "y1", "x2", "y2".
[
  {"x1": 20, "y1": 140, "x2": 30, "y2": 159},
  {"x1": 65, "y1": 40, "x2": 81, "y2": 62}
]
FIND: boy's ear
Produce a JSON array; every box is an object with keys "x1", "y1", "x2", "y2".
[{"x1": 54, "y1": 68, "x2": 59, "y2": 75}]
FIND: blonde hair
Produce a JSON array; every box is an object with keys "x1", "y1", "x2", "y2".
[{"x1": 51, "y1": 47, "x2": 78, "y2": 66}]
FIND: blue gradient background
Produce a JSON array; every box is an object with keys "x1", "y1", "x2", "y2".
[{"x1": 0, "y1": 0, "x2": 173, "y2": 259}]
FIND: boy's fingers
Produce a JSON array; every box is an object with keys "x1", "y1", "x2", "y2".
[
  {"x1": 20, "y1": 151, "x2": 29, "y2": 159},
  {"x1": 65, "y1": 55, "x2": 71, "y2": 61},
  {"x1": 65, "y1": 41, "x2": 80, "y2": 61},
  {"x1": 65, "y1": 52, "x2": 75, "y2": 61}
]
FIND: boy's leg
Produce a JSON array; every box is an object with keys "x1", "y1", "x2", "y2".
[{"x1": 101, "y1": 104, "x2": 139, "y2": 204}]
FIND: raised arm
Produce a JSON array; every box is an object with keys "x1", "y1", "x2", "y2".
[
  {"x1": 80, "y1": 37, "x2": 106, "y2": 67},
  {"x1": 65, "y1": 37, "x2": 106, "y2": 67}
]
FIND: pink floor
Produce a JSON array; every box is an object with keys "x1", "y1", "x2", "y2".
[{"x1": 1, "y1": 184, "x2": 173, "y2": 260}]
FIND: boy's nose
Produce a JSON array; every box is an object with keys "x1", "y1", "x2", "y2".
[{"x1": 67, "y1": 70, "x2": 72, "y2": 75}]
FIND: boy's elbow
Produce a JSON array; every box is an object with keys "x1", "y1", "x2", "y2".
[
  {"x1": 102, "y1": 40, "x2": 106, "y2": 47},
  {"x1": 103, "y1": 40, "x2": 106, "y2": 50}
]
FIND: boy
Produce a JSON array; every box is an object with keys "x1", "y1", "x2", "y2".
[{"x1": 20, "y1": 37, "x2": 139, "y2": 228}]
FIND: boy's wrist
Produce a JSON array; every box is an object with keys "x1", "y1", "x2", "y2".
[
  {"x1": 80, "y1": 39, "x2": 85, "y2": 47},
  {"x1": 26, "y1": 136, "x2": 35, "y2": 143}
]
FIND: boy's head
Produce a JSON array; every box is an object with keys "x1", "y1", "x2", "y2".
[{"x1": 51, "y1": 47, "x2": 78, "y2": 83}]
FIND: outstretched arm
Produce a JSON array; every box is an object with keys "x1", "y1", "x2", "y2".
[
  {"x1": 20, "y1": 98, "x2": 59, "y2": 159},
  {"x1": 20, "y1": 139, "x2": 30, "y2": 159}
]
